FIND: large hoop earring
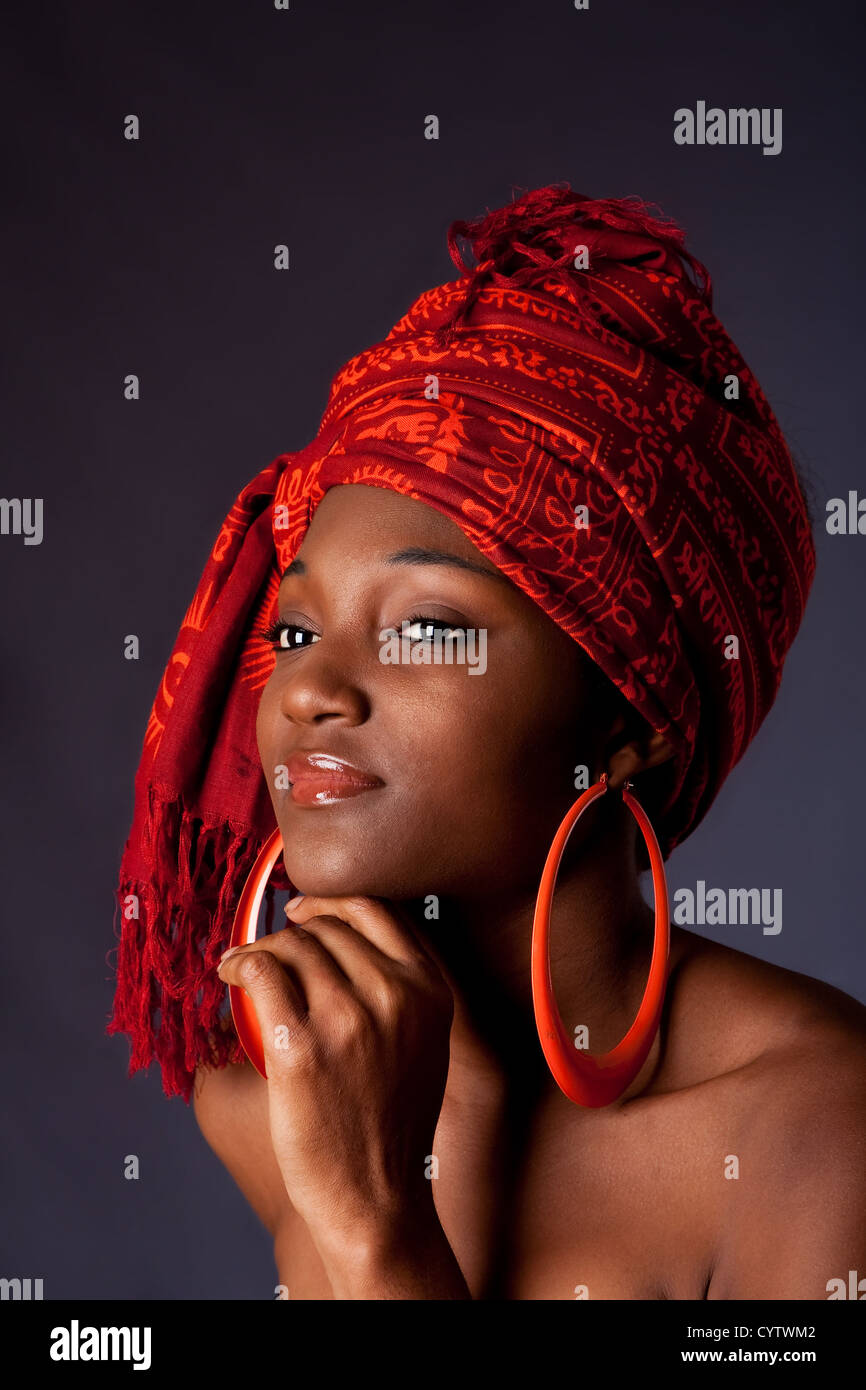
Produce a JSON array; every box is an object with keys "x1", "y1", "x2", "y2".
[
  {"x1": 227, "y1": 826, "x2": 282, "y2": 1079},
  {"x1": 530, "y1": 772, "x2": 670, "y2": 1108},
  {"x1": 227, "y1": 776, "x2": 670, "y2": 1098}
]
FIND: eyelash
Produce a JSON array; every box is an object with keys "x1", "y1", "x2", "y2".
[
  {"x1": 260, "y1": 614, "x2": 468, "y2": 651},
  {"x1": 260, "y1": 618, "x2": 319, "y2": 651}
]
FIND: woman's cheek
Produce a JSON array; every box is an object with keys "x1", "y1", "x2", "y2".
[{"x1": 255, "y1": 683, "x2": 283, "y2": 793}]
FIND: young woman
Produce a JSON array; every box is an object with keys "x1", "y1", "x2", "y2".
[{"x1": 109, "y1": 184, "x2": 866, "y2": 1300}]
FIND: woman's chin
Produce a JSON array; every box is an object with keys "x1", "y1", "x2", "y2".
[
  {"x1": 283, "y1": 861, "x2": 402, "y2": 900},
  {"x1": 283, "y1": 864, "x2": 452, "y2": 903}
]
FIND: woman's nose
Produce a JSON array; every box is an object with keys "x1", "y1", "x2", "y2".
[{"x1": 275, "y1": 645, "x2": 371, "y2": 726}]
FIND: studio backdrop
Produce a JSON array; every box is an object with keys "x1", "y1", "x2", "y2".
[{"x1": 1, "y1": 0, "x2": 864, "y2": 1301}]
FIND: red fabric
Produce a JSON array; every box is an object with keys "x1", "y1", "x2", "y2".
[{"x1": 108, "y1": 184, "x2": 816, "y2": 1101}]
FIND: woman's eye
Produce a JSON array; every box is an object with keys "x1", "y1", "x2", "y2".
[
  {"x1": 262, "y1": 616, "x2": 468, "y2": 649},
  {"x1": 262, "y1": 619, "x2": 321, "y2": 650},
  {"x1": 403, "y1": 617, "x2": 467, "y2": 642}
]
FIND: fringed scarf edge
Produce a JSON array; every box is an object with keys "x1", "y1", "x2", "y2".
[{"x1": 106, "y1": 782, "x2": 279, "y2": 1103}]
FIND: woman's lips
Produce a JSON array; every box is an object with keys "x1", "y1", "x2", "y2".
[{"x1": 285, "y1": 752, "x2": 385, "y2": 807}]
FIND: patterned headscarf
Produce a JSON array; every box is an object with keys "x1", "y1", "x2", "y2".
[{"x1": 108, "y1": 184, "x2": 816, "y2": 1100}]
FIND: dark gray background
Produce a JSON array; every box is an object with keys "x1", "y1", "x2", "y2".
[{"x1": 2, "y1": 0, "x2": 863, "y2": 1299}]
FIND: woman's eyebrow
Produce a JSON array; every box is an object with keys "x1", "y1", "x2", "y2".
[
  {"x1": 281, "y1": 547, "x2": 509, "y2": 584},
  {"x1": 385, "y1": 546, "x2": 509, "y2": 583}
]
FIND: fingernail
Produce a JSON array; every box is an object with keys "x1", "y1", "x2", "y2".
[
  {"x1": 219, "y1": 946, "x2": 239, "y2": 964},
  {"x1": 285, "y1": 893, "x2": 305, "y2": 911}
]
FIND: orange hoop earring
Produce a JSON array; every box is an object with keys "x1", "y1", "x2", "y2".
[
  {"x1": 226, "y1": 826, "x2": 283, "y2": 1080},
  {"x1": 227, "y1": 776, "x2": 670, "y2": 1098},
  {"x1": 530, "y1": 772, "x2": 670, "y2": 1108}
]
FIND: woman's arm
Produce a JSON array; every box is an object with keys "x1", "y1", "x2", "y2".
[
  {"x1": 192, "y1": 1054, "x2": 292, "y2": 1241},
  {"x1": 212, "y1": 892, "x2": 472, "y2": 1299},
  {"x1": 194, "y1": 1054, "x2": 472, "y2": 1299},
  {"x1": 312, "y1": 1198, "x2": 472, "y2": 1299}
]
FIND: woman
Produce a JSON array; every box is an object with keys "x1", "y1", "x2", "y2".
[{"x1": 108, "y1": 184, "x2": 866, "y2": 1300}]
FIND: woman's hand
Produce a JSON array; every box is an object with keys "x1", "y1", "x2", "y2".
[{"x1": 216, "y1": 893, "x2": 460, "y2": 1288}]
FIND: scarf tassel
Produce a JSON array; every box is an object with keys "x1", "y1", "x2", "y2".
[
  {"x1": 106, "y1": 784, "x2": 278, "y2": 1103},
  {"x1": 434, "y1": 182, "x2": 713, "y2": 347}
]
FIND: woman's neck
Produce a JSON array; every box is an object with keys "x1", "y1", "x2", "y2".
[{"x1": 403, "y1": 823, "x2": 659, "y2": 1109}]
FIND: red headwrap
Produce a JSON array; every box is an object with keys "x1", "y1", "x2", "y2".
[{"x1": 108, "y1": 184, "x2": 816, "y2": 1101}]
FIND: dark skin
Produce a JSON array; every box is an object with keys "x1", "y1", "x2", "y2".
[{"x1": 197, "y1": 483, "x2": 866, "y2": 1300}]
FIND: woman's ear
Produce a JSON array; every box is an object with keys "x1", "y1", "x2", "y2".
[
  {"x1": 581, "y1": 653, "x2": 675, "y2": 788},
  {"x1": 601, "y1": 713, "x2": 676, "y2": 789}
]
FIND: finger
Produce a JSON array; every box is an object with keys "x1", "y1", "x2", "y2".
[
  {"x1": 286, "y1": 895, "x2": 459, "y2": 1003},
  {"x1": 218, "y1": 929, "x2": 349, "y2": 1014},
  {"x1": 285, "y1": 894, "x2": 436, "y2": 972},
  {"x1": 282, "y1": 906, "x2": 405, "y2": 985},
  {"x1": 217, "y1": 941, "x2": 311, "y2": 1060}
]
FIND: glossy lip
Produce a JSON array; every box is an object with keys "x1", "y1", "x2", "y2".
[{"x1": 285, "y1": 751, "x2": 385, "y2": 807}]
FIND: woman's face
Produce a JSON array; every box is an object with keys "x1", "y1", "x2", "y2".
[{"x1": 256, "y1": 483, "x2": 610, "y2": 902}]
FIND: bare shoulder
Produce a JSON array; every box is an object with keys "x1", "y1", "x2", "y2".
[
  {"x1": 192, "y1": 1028, "x2": 293, "y2": 1240},
  {"x1": 663, "y1": 925, "x2": 866, "y2": 1083},
  {"x1": 664, "y1": 930, "x2": 866, "y2": 1298}
]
